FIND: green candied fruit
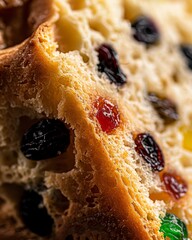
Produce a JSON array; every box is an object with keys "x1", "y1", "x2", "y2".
[{"x1": 160, "y1": 213, "x2": 188, "y2": 240}]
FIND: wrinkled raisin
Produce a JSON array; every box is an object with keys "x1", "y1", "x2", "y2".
[
  {"x1": 20, "y1": 190, "x2": 54, "y2": 236},
  {"x1": 134, "y1": 133, "x2": 164, "y2": 172},
  {"x1": 96, "y1": 44, "x2": 127, "y2": 86},
  {"x1": 180, "y1": 44, "x2": 192, "y2": 70},
  {"x1": 162, "y1": 172, "x2": 187, "y2": 200},
  {"x1": 20, "y1": 119, "x2": 70, "y2": 160},
  {"x1": 160, "y1": 213, "x2": 188, "y2": 240},
  {"x1": 95, "y1": 97, "x2": 120, "y2": 133},
  {"x1": 131, "y1": 16, "x2": 160, "y2": 45},
  {"x1": 148, "y1": 92, "x2": 179, "y2": 124}
]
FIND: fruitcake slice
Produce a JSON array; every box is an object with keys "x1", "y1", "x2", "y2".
[{"x1": 0, "y1": 0, "x2": 192, "y2": 239}]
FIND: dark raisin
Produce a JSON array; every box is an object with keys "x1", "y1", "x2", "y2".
[
  {"x1": 162, "y1": 172, "x2": 188, "y2": 200},
  {"x1": 95, "y1": 97, "x2": 120, "y2": 133},
  {"x1": 180, "y1": 44, "x2": 192, "y2": 70},
  {"x1": 134, "y1": 133, "x2": 164, "y2": 172},
  {"x1": 131, "y1": 16, "x2": 160, "y2": 45},
  {"x1": 20, "y1": 119, "x2": 70, "y2": 160},
  {"x1": 96, "y1": 44, "x2": 127, "y2": 86},
  {"x1": 148, "y1": 92, "x2": 179, "y2": 124},
  {"x1": 20, "y1": 190, "x2": 54, "y2": 236}
]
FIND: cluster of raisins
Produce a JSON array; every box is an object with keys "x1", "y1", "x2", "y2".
[
  {"x1": 96, "y1": 17, "x2": 160, "y2": 87},
  {"x1": 133, "y1": 132, "x2": 188, "y2": 238},
  {"x1": 134, "y1": 131, "x2": 188, "y2": 200},
  {"x1": 19, "y1": 119, "x2": 70, "y2": 236},
  {"x1": 131, "y1": 16, "x2": 192, "y2": 71},
  {"x1": 130, "y1": 16, "x2": 190, "y2": 238},
  {"x1": 129, "y1": 15, "x2": 190, "y2": 240}
]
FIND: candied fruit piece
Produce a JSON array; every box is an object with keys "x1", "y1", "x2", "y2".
[
  {"x1": 95, "y1": 97, "x2": 120, "y2": 133},
  {"x1": 148, "y1": 92, "x2": 179, "y2": 124},
  {"x1": 134, "y1": 133, "x2": 164, "y2": 172},
  {"x1": 20, "y1": 190, "x2": 54, "y2": 236},
  {"x1": 162, "y1": 172, "x2": 187, "y2": 200},
  {"x1": 180, "y1": 44, "x2": 192, "y2": 70},
  {"x1": 131, "y1": 16, "x2": 160, "y2": 45},
  {"x1": 96, "y1": 44, "x2": 127, "y2": 86},
  {"x1": 181, "y1": 126, "x2": 192, "y2": 151},
  {"x1": 160, "y1": 213, "x2": 188, "y2": 240},
  {"x1": 20, "y1": 119, "x2": 70, "y2": 160}
]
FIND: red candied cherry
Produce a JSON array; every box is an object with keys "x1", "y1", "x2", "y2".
[
  {"x1": 134, "y1": 133, "x2": 165, "y2": 172},
  {"x1": 162, "y1": 172, "x2": 188, "y2": 200},
  {"x1": 95, "y1": 97, "x2": 120, "y2": 133}
]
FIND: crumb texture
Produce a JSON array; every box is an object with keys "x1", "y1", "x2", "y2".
[{"x1": 0, "y1": 0, "x2": 192, "y2": 239}]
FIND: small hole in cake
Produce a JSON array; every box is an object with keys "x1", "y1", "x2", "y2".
[
  {"x1": 81, "y1": 53, "x2": 90, "y2": 63},
  {"x1": 172, "y1": 72, "x2": 180, "y2": 83},
  {"x1": 19, "y1": 189, "x2": 54, "y2": 237},
  {"x1": 91, "y1": 185, "x2": 100, "y2": 194},
  {"x1": 67, "y1": 0, "x2": 86, "y2": 10},
  {"x1": 149, "y1": 191, "x2": 168, "y2": 203},
  {"x1": 49, "y1": 189, "x2": 70, "y2": 214},
  {"x1": 54, "y1": 17, "x2": 83, "y2": 53},
  {"x1": 4, "y1": 173, "x2": 14, "y2": 181},
  {"x1": 86, "y1": 196, "x2": 97, "y2": 208},
  {"x1": 0, "y1": 150, "x2": 18, "y2": 166},
  {"x1": 89, "y1": 21, "x2": 110, "y2": 38},
  {"x1": 132, "y1": 51, "x2": 142, "y2": 60}
]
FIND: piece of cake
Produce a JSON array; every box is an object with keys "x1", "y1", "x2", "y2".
[{"x1": 0, "y1": 0, "x2": 192, "y2": 239}]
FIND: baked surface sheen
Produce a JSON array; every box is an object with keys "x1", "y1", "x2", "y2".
[{"x1": 0, "y1": 0, "x2": 192, "y2": 239}]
